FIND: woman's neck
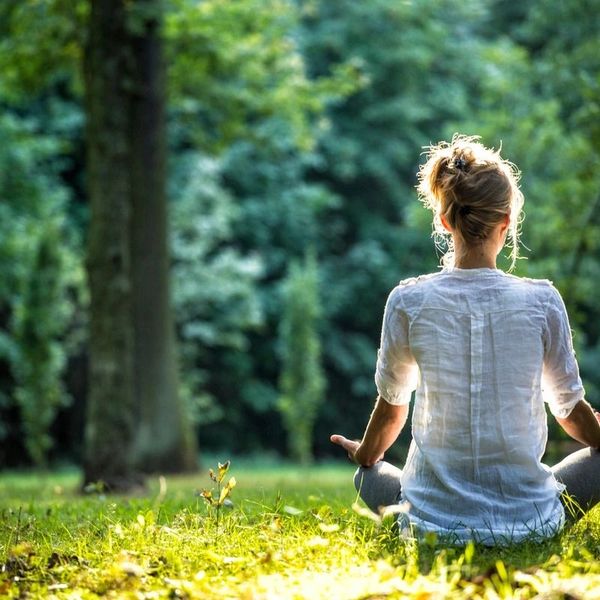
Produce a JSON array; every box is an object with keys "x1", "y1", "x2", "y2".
[{"x1": 453, "y1": 241, "x2": 498, "y2": 269}]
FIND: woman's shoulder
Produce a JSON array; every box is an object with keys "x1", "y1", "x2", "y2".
[
  {"x1": 500, "y1": 272, "x2": 559, "y2": 294},
  {"x1": 397, "y1": 271, "x2": 441, "y2": 288},
  {"x1": 499, "y1": 273, "x2": 569, "y2": 312},
  {"x1": 385, "y1": 271, "x2": 443, "y2": 306}
]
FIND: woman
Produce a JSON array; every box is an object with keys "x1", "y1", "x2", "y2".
[{"x1": 331, "y1": 135, "x2": 600, "y2": 544}]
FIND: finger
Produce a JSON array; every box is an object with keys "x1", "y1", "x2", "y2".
[
  {"x1": 330, "y1": 434, "x2": 347, "y2": 446},
  {"x1": 331, "y1": 435, "x2": 357, "y2": 455}
]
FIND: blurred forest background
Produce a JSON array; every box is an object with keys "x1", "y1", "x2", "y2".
[{"x1": 0, "y1": 0, "x2": 598, "y2": 481}]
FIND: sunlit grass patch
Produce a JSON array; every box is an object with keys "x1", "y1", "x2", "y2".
[{"x1": 1, "y1": 462, "x2": 600, "y2": 598}]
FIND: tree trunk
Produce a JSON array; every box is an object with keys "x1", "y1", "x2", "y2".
[
  {"x1": 128, "y1": 0, "x2": 197, "y2": 472},
  {"x1": 83, "y1": 0, "x2": 139, "y2": 491},
  {"x1": 83, "y1": 0, "x2": 197, "y2": 488}
]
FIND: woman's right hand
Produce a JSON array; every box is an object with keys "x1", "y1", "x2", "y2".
[
  {"x1": 330, "y1": 434, "x2": 361, "y2": 463},
  {"x1": 330, "y1": 434, "x2": 385, "y2": 466}
]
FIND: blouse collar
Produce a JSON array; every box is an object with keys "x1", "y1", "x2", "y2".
[{"x1": 444, "y1": 267, "x2": 503, "y2": 276}]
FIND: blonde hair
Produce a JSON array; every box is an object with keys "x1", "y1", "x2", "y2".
[{"x1": 417, "y1": 134, "x2": 524, "y2": 270}]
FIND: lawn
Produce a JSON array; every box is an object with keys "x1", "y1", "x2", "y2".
[{"x1": 1, "y1": 459, "x2": 600, "y2": 599}]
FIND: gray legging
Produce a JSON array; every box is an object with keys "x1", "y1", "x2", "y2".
[{"x1": 354, "y1": 447, "x2": 600, "y2": 520}]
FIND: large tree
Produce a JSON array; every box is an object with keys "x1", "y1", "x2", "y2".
[{"x1": 83, "y1": 0, "x2": 196, "y2": 489}]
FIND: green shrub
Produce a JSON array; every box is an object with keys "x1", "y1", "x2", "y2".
[{"x1": 278, "y1": 251, "x2": 325, "y2": 464}]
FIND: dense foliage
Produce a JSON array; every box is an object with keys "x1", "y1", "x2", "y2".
[{"x1": 0, "y1": 0, "x2": 598, "y2": 465}]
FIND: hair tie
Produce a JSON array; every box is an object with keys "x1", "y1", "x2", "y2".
[{"x1": 454, "y1": 157, "x2": 467, "y2": 171}]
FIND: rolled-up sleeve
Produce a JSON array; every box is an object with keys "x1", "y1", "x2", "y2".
[
  {"x1": 542, "y1": 286, "x2": 585, "y2": 419},
  {"x1": 374, "y1": 286, "x2": 419, "y2": 405}
]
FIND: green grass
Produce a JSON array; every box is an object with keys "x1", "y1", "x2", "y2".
[{"x1": 1, "y1": 461, "x2": 600, "y2": 599}]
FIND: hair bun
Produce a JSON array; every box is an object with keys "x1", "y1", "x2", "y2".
[{"x1": 453, "y1": 157, "x2": 467, "y2": 172}]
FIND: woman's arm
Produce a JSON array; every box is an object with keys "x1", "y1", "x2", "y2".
[
  {"x1": 556, "y1": 399, "x2": 600, "y2": 449},
  {"x1": 331, "y1": 286, "x2": 415, "y2": 466},
  {"x1": 330, "y1": 397, "x2": 409, "y2": 467}
]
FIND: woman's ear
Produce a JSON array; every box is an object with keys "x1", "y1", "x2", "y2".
[
  {"x1": 501, "y1": 212, "x2": 510, "y2": 232},
  {"x1": 440, "y1": 214, "x2": 452, "y2": 233}
]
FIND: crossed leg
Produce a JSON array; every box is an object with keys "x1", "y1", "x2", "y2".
[
  {"x1": 353, "y1": 461, "x2": 403, "y2": 514},
  {"x1": 354, "y1": 448, "x2": 600, "y2": 521},
  {"x1": 551, "y1": 447, "x2": 600, "y2": 518}
]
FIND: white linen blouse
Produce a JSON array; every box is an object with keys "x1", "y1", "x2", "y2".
[{"x1": 375, "y1": 267, "x2": 584, "y2": 544}]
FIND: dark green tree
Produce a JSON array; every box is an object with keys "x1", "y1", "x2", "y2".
[
  {"x1": 13, "y1": 226, "x2": 72, "y2": 467},
  {"x1": 0, "y1": 108, "x2": 81, "y2": 467}
]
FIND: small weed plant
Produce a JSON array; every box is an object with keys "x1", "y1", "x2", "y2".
[
  {"x1": 1, "y1": 464, "x2": 600, "y2": 598},
  {"x1": 198, "y1": 460, "x2": 236, "y2": 535}
]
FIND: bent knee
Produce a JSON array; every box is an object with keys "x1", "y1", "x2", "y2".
[{"x1": 353, "y1": 462, "x2": 388, "y2": 492}]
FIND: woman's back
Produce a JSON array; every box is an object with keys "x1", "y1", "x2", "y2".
[{"x1": 381, "y1": 268, "x2": 584, "y2": 542}]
